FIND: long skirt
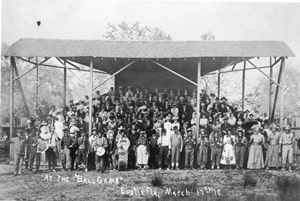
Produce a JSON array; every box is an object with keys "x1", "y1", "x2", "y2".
[
  {"x1": 247, "y1": 145, "x2": 264, "y2": 169},
  {"x1": 265, "y1": 144, "x2": 279, "y2": 168},
  {"x1": 220, "y1": 144, "x2": 236, "y2": 165},
  {"x1": 137, "y1": 145, "x2": 148, "y2": 165}
]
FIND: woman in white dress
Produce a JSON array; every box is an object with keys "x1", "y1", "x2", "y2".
[
  {"x1": 220, "y1": 129, "x2": 236, "y2": 169},
  {"x1": 247, "y1": 125, "x2": 265, "y2": 169}
]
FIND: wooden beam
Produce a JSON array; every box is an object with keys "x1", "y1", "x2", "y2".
[
  {"x1": 217, "y1": 70, "x2": 220, "y2": 98},
  {"x1": 89, "y1": 58, "x2": 93, "y2": 136},
  {"x1": 280, "y1": 58, "x2": 285, "y2": 128},
  {"x1": 62, "y1": 59, "x2": 80, "y2": 69},
  {"x1": 246, "y1": 59, "x2": 282, "y2": 88},
  {"x1": 269, "y1": 57, "x2": 273, "y2": 122},
  {"x1": 17, "y1": 57, "x2": 106, "y2": 73},
  {"x1": 13, "y1": 57, "x2": 50, "y2": 81},
  {"x1": 93, "y1": 59, "x2": 139, "y2": 91},
  {"x1": 206, "y1": 66, "x2": 271, "y2": 75},
  {"x1": 271, "y1": 57, "x2": 284, "y2": 121},
  {"x1": 10, "y1": 57, "x2": 14, "y2": 140},
  {"x1": 12, "y1": 59, "x2": 31, "y2": 118},
  {"x1": 35, "y1": 57, "x2": 38, "y2": 115},
  {"x1": 148, "y1": 59, "x2": 197, "y2": 86},
  {"x1": 242, "y1": 60, "x2": 246, "y2": 111},
  {"x1": 196, "y1": 59, "x2": 201, "y2": 139},
  {"x1": 63, "y1": 61, "x2": 67, "y2": 108}
]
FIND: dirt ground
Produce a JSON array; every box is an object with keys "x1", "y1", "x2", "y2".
[{"x1": 0, "y1": 164, "x2": 300, "y2": 201}]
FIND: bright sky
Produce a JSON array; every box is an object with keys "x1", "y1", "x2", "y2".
[
  {"x1": 2, "y1": 0, "x2": 300, "y2": 63},
  {"x1": 1, "y1": 0, "x2": 300, "y2": 104}
]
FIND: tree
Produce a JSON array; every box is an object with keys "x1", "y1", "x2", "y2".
[
  {"x1": 201, "y1": 31, "x2": 215, "y2": 41},
  {"x1": 103, "y1": 21, "x2": 172, "y2": 41},
  {"x1": 247, "y1": 62, "x2": 300, "y2": 118},
  {"x1": 1, "y1": 56, "x2": 74, "y2": 124}
]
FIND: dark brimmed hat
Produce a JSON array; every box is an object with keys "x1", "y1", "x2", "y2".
[
  {"x1": 221, "y1": 97, "x2": 227, "y2": 101},
  {"x1": 92, "y1": 127, "x2": 97, "y2": 132}
]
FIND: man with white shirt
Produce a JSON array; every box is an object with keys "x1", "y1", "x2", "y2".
[{"x1": 157, "y1": 128, "x2": 171, "y2": 170}]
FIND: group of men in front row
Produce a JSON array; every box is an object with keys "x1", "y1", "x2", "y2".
[{"x1": 9, "y1": 122, "x2": 296, "y2": 176}]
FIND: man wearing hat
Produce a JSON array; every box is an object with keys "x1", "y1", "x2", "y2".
[
  {"x1": 87, "y1": 128, "x2": 98, "y2": 170},
  {"x1": 8, "y1": 130, "x2": 27, "y2": 176},
  {"x1": 157, "y1": 128, "x2": 171, "y2": 170},
  {"x1": 197, "y1": 129, "x2": 209, "y2": 169},
  {"x1": 125, "y1": 86, "x2": 133, "y2": 100},
  {"x1": 209, "y1": 130, "x2": 223, "y2": 170},
  {"x1": 61, "y1": 128, "x2": 76, "y2": 171},
  {"x1": 94, "y1": 130, "x2": 108, "y2": 173},
  {"x1": 265, "y1": 124, "x2": 281, "y2": 170},
  {"x1": 148, "y1": 129, "x2": 159, "y2": 169},
  {"x1": 45, "y1": 128, "x2": 59, "y2": 172},
  {"x1": 279, "y1": 125, "x2": 295, "y2": 171},
  {"x1": 29, "y1": 129, "x2": 42, "y2": 172},
  {"x1": 184, "y1": 128, "x2": 196, "y2": 170},
  {"x1": 76, "y1": 130, "x2": 89, "y2": 171},
  {"x1": 170, "y1": 126, "x2": 183, "y2": 170}
]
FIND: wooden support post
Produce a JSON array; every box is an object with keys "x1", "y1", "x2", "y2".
[
  {"x1": 271, "y1": 57, "x2": 284, "y2": 122},
  {"x1": 63, "y1": 60, "x2": 67, "y2": 108},
  {"x1": 242, "y1": 60, "x2": 246, "y2": 111},
  {"x1": 10, "y1": 57, "x2": 15, "y2": 139},
  {"x1": 196, "y1": 59, "x2": 201, "y2": 138},
  {"x1": 35, "y1": 57, "x2": 38, "y2": 116},
  {"x1": 269, "y1": 57, "x2": 273, "y2": 122},
  {"x1": 89, "y1": 58, "x2": 93, "y2": 136},
  {"x1": 217, "y1": 70, "x2": 220, "y2": 98},
  {"x1": 12, "y1": 60, "x2": 31, "y2": 118},
  {"x1": 280, "y1": 58, "x2": 285, "y2": 128}
]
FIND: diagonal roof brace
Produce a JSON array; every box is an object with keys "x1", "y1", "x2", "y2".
[
  {"x1": 246, "y1": 59, "x2": 282, "y2": 88},
  {"x1": 13, "y1": 57, "x2": 50, "y2": 81},
  {"x1": 148, "y1": 59, "x2": 197, "y2": 86}
]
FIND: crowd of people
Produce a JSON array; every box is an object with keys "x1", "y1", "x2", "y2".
[{"x1": 9, "y1": 86, "x2": 296, "y2": 176}]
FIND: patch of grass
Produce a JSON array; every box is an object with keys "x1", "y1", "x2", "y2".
[
  {"x1": 177, "y1": 181, "x2": 198, "y2": 193},
  {"x1": 276, "y1": 176, "x2": 300, "y2": 201},
  {"x1": 244, "y1": 193, "x2": 275, "y2": 201},
  {"x1": 243, "y1": 174, "x2": 257, "y2": 188},
  {"x1": 151, "y1": 173, "x2": 163, "y2": 187}
]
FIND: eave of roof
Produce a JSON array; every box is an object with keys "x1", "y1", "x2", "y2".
[{"x1": 2, "y1": 38, "x2": 296, "y2": 58}]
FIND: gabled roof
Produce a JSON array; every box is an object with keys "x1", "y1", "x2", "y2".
[{"x1": 3, "y1": 38, "x2": 295, "y2": 58}]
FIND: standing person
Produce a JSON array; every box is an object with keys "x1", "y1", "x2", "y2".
[
  {"x1": 24, "y1": 130, "x2": 33, "y2": 170},
  {"x1": 29, "y1": 130, "x2": 42, "y2": 172},
  {"x1": 170, "y1": 126, "x2": 183, "y2": 170},
  {"x1": 117, "y1": 128, "x2": 131, "y2": 171},
  {"x1": 61, "y1": 128, "x2": 75, "y2": 171},
  {"x1": 280, "y1": 125, "x2": 295, "y2": 172},
  {"x1": 8, "y1": 130, "x2": 27, "y2": 176},
  {"x1": 247, "y1": 125, "x2": 265, "y2": 169},
  {"x1": 94, "y1": 131, "x2": 108, "y2": 173},
  {"x1": 136, "y1": 131, "x2": 149, "y2": 170},
  {"x1": 87, "y1": 128, "x2": 97, "y2": 171},
  {"x1": 157, "y1": 129, "x2": 171, "y2": 170},
  {"x1": 127, "y1": 125, "x2": 140, "y2": 168},
  {"x1": 184, "y1": 128, "x2": 196, "y2": 170},
  {"x1": 265, "y1": 124, "x2": 281, "y2": 170},
  {"x1": 197, "y1": 129, "x2": 209, "y2": 169},
  {"x1": 45, "y1": 128, "x2": 59, "y2": 172},
  {"x1": 235, "y1": 130, "x2": 246, "y2": 169},
  {"x1": 76, "y1": 130, "x2": 89, "y2": 171},
  {"x1": 107, "y1": 131, "x2": 117, "y2": 171},
  {"x1": 220, "y1": 129, "x2": 236, "y2": 169},
  {"x1": 148, "y1": 130, "x2": 159, "y2": 169},
  {"x1": 209, "y1": 130, "x2": 223, "y2": 170}
]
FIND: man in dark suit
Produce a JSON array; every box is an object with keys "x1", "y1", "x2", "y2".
[
  {"x1": 179, "y1": 102, "x2": 194, "y2": 122},
  {"x1": 77, "y1": 116, "x2": 88, "y2": 133}
]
